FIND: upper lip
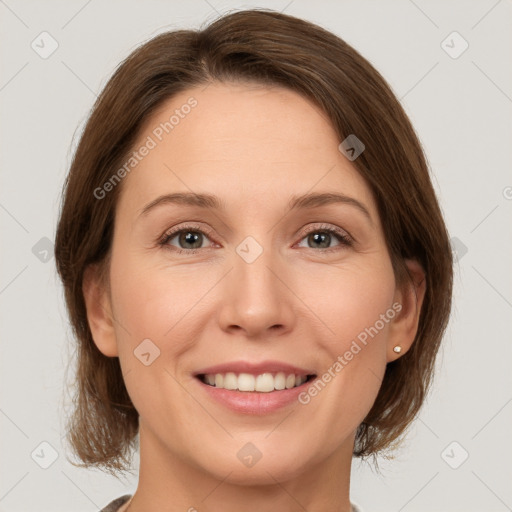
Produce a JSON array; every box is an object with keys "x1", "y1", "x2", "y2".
[{"x1": 194, "y1": 360, "x2": 316, "y2": 377}]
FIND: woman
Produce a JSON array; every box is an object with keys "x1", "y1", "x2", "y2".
[{"x1": 54, "y1": 8, "x2": 453, "y2": 512}]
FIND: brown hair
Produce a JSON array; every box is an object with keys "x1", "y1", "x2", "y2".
[{"x1": 55, "y1": 8, "x2": 453, "y2": 476}]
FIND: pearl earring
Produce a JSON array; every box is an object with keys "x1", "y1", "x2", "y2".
[{"x1": 393, "y1": 346, "x2": 402, "y2": 354}]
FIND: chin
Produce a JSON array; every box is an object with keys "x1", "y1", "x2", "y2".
[{"x1": 190, "y1": 438, "x2": 320, "y2": 486}]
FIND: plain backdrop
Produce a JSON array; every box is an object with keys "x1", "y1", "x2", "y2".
[{"x1": 1, "y1": 1, "x2": 511, "y2": 511}]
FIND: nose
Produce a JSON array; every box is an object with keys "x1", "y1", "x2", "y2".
[{"x1": 217, "y1": 242, "x2": 296, "y2": 339}]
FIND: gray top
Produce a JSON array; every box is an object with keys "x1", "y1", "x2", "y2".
[
  {"x1": 100, "y1": 494, "x2": 363, "y2": 511},
  {"x1": 99, "y1": 494, "x2": 131, "y2": 512}
]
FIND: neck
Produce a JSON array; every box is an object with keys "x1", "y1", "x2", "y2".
[{"x1": 125, "y1": 421, "x2": 355, "y2": 512}]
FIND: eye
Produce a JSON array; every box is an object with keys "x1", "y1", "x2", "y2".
[
  {"x1": 158, "y1": 222, "x2": 353, "y2": 255},
  {"x1": 296, "y1": 224, "x2": 353, "y2": 252},
  {"x1": 159, "y1": 224, "x2": 216, "y2": 254}
]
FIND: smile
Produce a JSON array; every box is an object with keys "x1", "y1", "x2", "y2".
[{"x1": 197, "y1": 372, "x2": 316, "y2": 392}]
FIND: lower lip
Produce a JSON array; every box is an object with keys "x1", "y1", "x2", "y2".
[{"x1": 195, "y1": 377, "x2": 315, "y2": 415}]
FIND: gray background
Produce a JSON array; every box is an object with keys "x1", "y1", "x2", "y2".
[{"x1": 1, "y1": 1, "x2": 511, "y2": 511}]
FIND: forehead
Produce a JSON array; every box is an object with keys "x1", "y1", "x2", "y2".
[{"x1": 117, "y1": 82, "x2": 376, "y2": 219}]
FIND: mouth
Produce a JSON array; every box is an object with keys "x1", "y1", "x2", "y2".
[
  {"x1": 196, "y1": 372, "x2": 317, "y2": 392},
  {"x1": 192, "y1": 361, "x2": 318, "y2": 414}
]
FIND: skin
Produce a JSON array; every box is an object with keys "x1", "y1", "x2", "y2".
[{"x1": 83, "y1": 82, "x2": 426, "y2": 512}]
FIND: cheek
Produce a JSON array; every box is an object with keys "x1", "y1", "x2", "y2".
[
  {"x1": 109, "y1": 244, "x2": 203, "y2": 334},
  {"x1": 293, "y1": 258, "x2": 396, "y2": 426},
  {"x1": 294, "y1": 256, "x2": 396, "y2": 349},
  {"x1": 108, "y1": 249, "x2": 228, "y2": 377},
  {"x1": 107, "y1": 255, "x2": 208, "y2": 431}
]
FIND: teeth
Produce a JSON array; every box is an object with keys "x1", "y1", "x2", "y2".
[
  {"x1": 224, "y1": 372, "x2": 238, "y2": 390},
  {"x1": 201, "y1": 372, "x2": 309, "y2": 392}
]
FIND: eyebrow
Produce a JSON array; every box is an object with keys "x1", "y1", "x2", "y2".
[{"x1": 138, "y1": 191, "x2": 373, "y2": 225}]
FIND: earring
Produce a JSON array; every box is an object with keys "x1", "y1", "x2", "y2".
[{"x1": 393, "y1": 345, "x2": 402, "y2": 354}]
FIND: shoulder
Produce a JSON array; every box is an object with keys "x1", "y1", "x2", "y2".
[
  {"x1": 99, "y1": 495, "x2": 359, "y2": 512},
  {"x1": 99, "y1": 494, "x2": 132, "y2": 512}
]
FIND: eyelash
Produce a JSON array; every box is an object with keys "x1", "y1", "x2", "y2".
[{"x1": 158, "y1": 223, "x2": 354, "y2": 255}]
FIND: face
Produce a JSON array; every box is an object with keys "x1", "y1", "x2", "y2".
[{"x1": 86, "y1": 82, "x2": 423, "y2": 485}]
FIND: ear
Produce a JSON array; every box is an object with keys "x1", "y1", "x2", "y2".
[
  {"x1": 82, "y1": 263, "x2": 118, "y2": 357},
  {"x1": 386, "y1": 259, "x2": 426, "y2": 362}
]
